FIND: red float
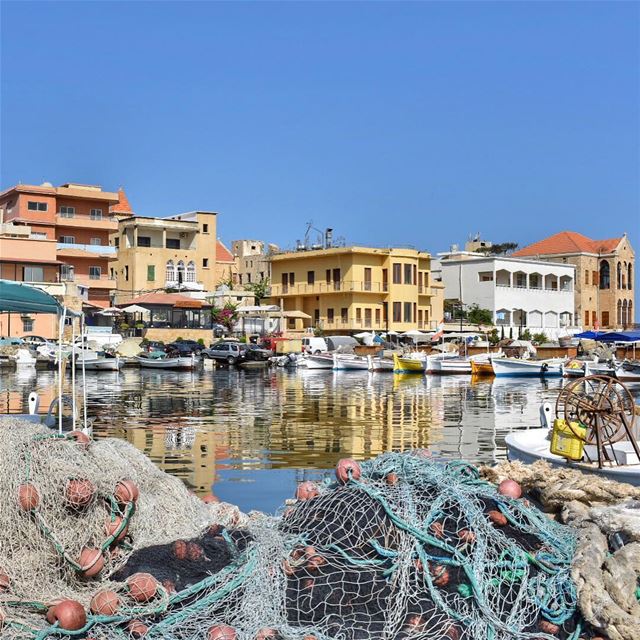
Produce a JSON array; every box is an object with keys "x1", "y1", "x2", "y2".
[
  {"x1": 187, "y1": 542, "x2": 204, "y2": 561},
  {"x1": 65, "y1": 479, "x2": 95, "y2": 508},
  {"x1": 207, "y1": 624, "x2": 237, "y2": 640},
  {"x1": 385, "y1": 472, "x2": 399, "y2": 485},
  {"x1": 0, "y1": 572, "x2": 10, "y2": 591},
  {"x1": 105, "y1": 516, "x2": 128, "y2": 544},
  {"x1": 89, "y1": 590, "x2": 120, "y2": 615},
  {"x1": 18, "y1": 483, "x2": 39, "y2": 511},
  {"x1": 488, "y1": 510, "x2": 508, "y2": 527},
  {"x1": 404, "y1": 614, "x2": 426, "y2": 631},
  {"x1": 430, "y1": 564, "x2": 450, "y2": 587},
  {"x1": 430, "y1": 522, "x2": 445, "y2": 539},
  {"x1": 498, "y1": 479, "x2": 522, "y2": 500},
  {"x1": 538, "y1": 620, "x2": 560, "y2": 635},
  {"x1": 457, "y1": 529, "x2": 476, "y2": 544},
  {"x1": 114, "y1": 479, "x2": 139, "y2": 504},
  {"x1": 48, "y1": 600, "x2": 86, "y2": 631},
  {"x1": 202, "y1": 494, "x2": 220, "y2": 504},
  {"x1": 127, "y1": 620, "x2": 149, "y2": 638},
  {"x1": 78, "y1": 547, "x2": 104, "y2": 578},
  {"x1": 295, "y1": 481, "x2": 319, "y2": 501},
  {"x1": 335, "y1": 458, "x2": 361, "y2": 484},
  {"x1": 256, "y1": 628, "x2": 280, "y2": 640},
  {"x1": 173, "y1": 540, "x2": 188, "y2": 560},
  {"x1": 127, "y1": 573, "x2": 158, "y2": 602},
  {"x1": 66, "y1": 431, "x2": 91, "y2": 448},
  {"x1": 307, "y1": 554, "x2": 326, "y2": 571}
]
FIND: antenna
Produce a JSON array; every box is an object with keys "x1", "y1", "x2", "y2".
[{"x1": 304, "y1": 221, "x2": 324, "y2": 249}]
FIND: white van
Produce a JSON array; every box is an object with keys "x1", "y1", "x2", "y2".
[{"x1": 301, "y1": 337, "x2": 328, "y2": 354}]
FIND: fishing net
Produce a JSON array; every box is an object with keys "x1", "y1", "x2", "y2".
[{"x1": 0, "y1": 420, "x2": 582, "y2": 640}]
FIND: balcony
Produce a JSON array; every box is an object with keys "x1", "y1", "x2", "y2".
[
  {"x1": 56, "y1": 214, "x2": 118, "y2": 231},
  {"x1": 272, "y1": 280, "x2": 418, "y2": 296},
  {"x1": 69, "y1": 274, "x2": 117, "y2": 289},
  {"x1": 57, "y1": 242, "x2": 117, "y2": 255}
]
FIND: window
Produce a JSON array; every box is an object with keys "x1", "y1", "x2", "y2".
[
  {"x1": 629, "y1": 264, "x2": 633, "y2": 290},
  {"x1": 314, "y1": 309, "x2": 320, "y2": 324},
  {"x1": 328, "y1": 308, "x2": 335, "y2": 323},
  {"x1": 592, "y1": 270, "x2": 597, "y2": 286},
  {"x1": 326, "y1": 269, "x2": 331, "y2": 283},
  {"x1": 393, "y1": 302, "x2": 402, "y2": 322},
  {"x1": 332, "y1": 268, "x2": 341, "y2": 290},
  {"x1": 59, "y1": 206, "x2": 75, "y2": 218},
  {"x1": 584, "y1": 310, "x2": 589, "y2": 326},
  {"x1": 137, "y1": 236, "x2": 151, "y2": 247},
  {"x1": 584, "y1": 270, "x2": 589, "y2": 285},
  {"x1": 147, "y1": 265, "x2": 155, "y2": 281},
  {"x1": 307, "y1": 270, "x2": 315, "y2": 285},
  {"x1": 478, "y1": 272, "x2": 493, "y2": 283},
  {"x1": 59, "y1": 235, "x2": 75, "y2": 244},
  {"x1": 382, "y1": 269, "x2": 388, "y2": 291},
  {"x1": 602, "y1": 311, "x2": 609, "y2": 327},
  {"x1": 177, "y1": 261, "x2": 185, "y2": 283},
  {"x1": 27, "y1": 201, "x2": 47, "y2": 211},
  {"x1": 591, "y1": 310, "x2": 597, "y2": 326},
  {"x1": 124, "y1": 265, "x2": 129, "y2": 281},
  {"x1": 364, "y1": 308, "x2": 372, "y2": 327},
  {"x1": 418, "y1": 309, "x2": 423, "y2": 327},
  {"x1": 364, "y1": 268, "x2": 372, "y2": 291},
  {"x1": 392, "y1": 263, "x2": 401, "y2": 284},
  {"x1": 90, "y1": 237, "x2": 102, "y2": 246},
  {"x1": 356, "y1": 308, "x2": 362, "y2": 323},
  {"x1": 341, "y1": 308, "x2": 348, "y2": 323},
  {"x1": 404, "y1": 264, "x2": 412, "y2": 285},
  {"x1": 114, "y1": 236, "x2": 120, "y2": 248},
  {"x1": 186, "y1": 261, "x2": 196, "y2": 282},
  {"x1": 23, "y1": 266, "x2": 44, "y2": 281},
  {"x1": 165, "y1": 260, "x2": 175, "y2": 282},
  {"x1": 61, "y1": 265, "x2": 74, "y2": 281},
  {"x1": 413, "y1": 264, "x2": 417, "y2": 285},
  {"x1": 617, "y1": 262, "x2": 622, "y2": 289},
  {"x1": 375, "y1": 308, "x2": 381, "y2": 325},
  {"x1": 599, "y1": 260, "x2": 610, "y2": 289},
  {"x1": 22, "y1": 318, "x2": 34, "y2": 332},
  {"x1": 289, "y1": 272, "x2": 295, "y2": 286},
  {"x1": 90, "y1": 209, "x2": 103, "y2": 220},
  {"x1": 89, "y1": 266, "x2": 101, "y2": 280},
  {"x1": 203, "y1": 258, "x2": 209, "y2": 268},
  {"x1": 404, "y1": 302, "x2": 412, "y2": 323},
  {"x1": 203, "y1": 224, "x2": 209, "y2": 233},
  {"x1": 166, "y1": 238, "x2": 180, "y2": 249},
  {"x1": 247, "y1": 273, "x2": 252, "y2": 283},
  {"x1": 30, "y1": 232, "x2": 47, "y2": 239}
]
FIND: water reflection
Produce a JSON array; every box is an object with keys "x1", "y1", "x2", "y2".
[{"x1": 1, "y1": 367, "x2": 637, "y2": 513}]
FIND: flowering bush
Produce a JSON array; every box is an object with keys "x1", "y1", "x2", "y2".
[{"x1": 211, "y1": 303, "x2": 238, "y2": 332}]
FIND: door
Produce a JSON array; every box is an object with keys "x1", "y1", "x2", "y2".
[{"x1": 364, "y1": 268, "x2": 372, "y2": 291}]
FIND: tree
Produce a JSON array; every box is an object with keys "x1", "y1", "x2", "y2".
[
  {"x1": 466, "y1": 304, "x2": 493, "y2": 326},
  {"x1": 211, "y1": 303, "x2": 239, "y2": 333},
  {"x1": 474, "y1": 242, "x2": 518, "y2": 256},
  {"x1": 216, "y1": 268, "x2": 236, "y2": 290},
  {"x1": 245, "y1": 277, "x2": 271, "y2": 306}
]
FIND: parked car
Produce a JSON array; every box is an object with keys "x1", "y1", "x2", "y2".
[
  {"x1": 143, "y1": 340, "x2": 166, "y2": 353},
  {"x1": 242, "y1": 344, "x2": 274, "y2": 360},
  {"x1": 201, "y1": 342, "x2": 245, "y2": 364},
  {"x1": 301, "y1": 337, "x2": 328, "y2": 354},
  {"x1": 21, "y1": 335, "x2": 54, "y2": 347},
  {"x1": 165, "y1": 340, "x2": 203, "y2": 355}
]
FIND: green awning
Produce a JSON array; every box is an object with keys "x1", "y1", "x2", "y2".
[{"x1": 0, "y1": 279, "x2": 63, "y2": 314}]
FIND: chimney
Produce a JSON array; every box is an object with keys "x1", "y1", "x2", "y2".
[{"x1": 325, "y1": 228, "x2": 333, "y2": 249}]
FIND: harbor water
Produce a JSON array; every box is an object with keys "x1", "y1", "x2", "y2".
[{"x1": 2, "y1": 366, "x2": 638, "y2": 513}]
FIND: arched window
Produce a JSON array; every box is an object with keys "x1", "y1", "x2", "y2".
[
  {"x1": 629, "y1": 300, "x2": 633, "y2": 324},
  {"x1": 628, "y1": 263, "x2": 633, "y2": 290},
  {"x1": 186, "y1": 261, "x2": 196, "y2": 283},
  {"x1": 176, "y1": 261, "x2": 185, "y2": 284},
  {"x1": 617, "y1": 300, "x2": 622, "y2": 326},
  {"x1": 617, "y1": 262, "x2": 622, "y2": 289},
  {"x1": 621, "y1": 300, "x2": 628, "y2": 327},
  {"x1": 165, "y1": 260, "x2": 175, "y2": 283},
  {"x1": 599, "y1": 260, "x2": 610, "y2": 289}
]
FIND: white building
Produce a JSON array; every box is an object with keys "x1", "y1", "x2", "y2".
[{"x1": 439, "y1": 252, "x2": 579, "y2": 337}]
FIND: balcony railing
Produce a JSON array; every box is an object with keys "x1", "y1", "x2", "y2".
[
  {"x1": 495, "y1": 283, "x2": 572, "y2": 293},
  {"x1": 272, "y1": 280, "x2": 428, "y2": 296},
  {"x1": 57, "y1": 242, "x2": 117, "y2": 255}
]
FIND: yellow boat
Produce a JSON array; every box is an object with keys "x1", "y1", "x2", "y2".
[
  {"x1": 470, "y1": 360, "x2": 495, "y2": 376},
  {"x1": 393, "y1": 353, "x2": 426, "y2": 374}
]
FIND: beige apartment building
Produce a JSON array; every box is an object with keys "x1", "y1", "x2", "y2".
[
  {"x1": 513, "y1": 231, "x2": 634, "y2": 329},
  {"x1": 231, "y1": 239, "x2": 276, "y2": 286},
  {"x1": 269, "y1": 245, "x2": 444, "y2": 333}
]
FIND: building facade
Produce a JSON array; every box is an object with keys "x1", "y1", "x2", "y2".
[
  {"x1": 513, "y1": 231, "x2": 634, "y2": 329},
  {"x1": 439, "y1": 251, "x2": 577, "y2": 337},
  {"x1": 269, "y1": 246, "x2": 444, "y2": 333},
  {"x1": 0, "y1": 182, "x2": 119, "y2": 313},
  {"x1": 231, "y1": 239, "x2": 275, "y2": 286}
]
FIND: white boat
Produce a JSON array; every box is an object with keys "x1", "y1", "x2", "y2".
[
  {"x1": 13, "y1": 348, "x2": 37, "y2": 366},
  {"x1": 425, "y1": 352, "x2": 458, "y2": 373},
  {"x1": 615, "y1": 361, "x2": 640, "y2": 381},
  {"x1": 430, "y1": 358, "x2": 472, "y2": 375},
  {"x1": 135, "y1": 354, "x2": 198, "y2": 370},
  {"x1": 333, "y1": 353, "x2": 369, "y2": 370},
  {"x1": 305, "y1": 354, "x2": 334, "y2": 370},
  {"x1": 561, "y1": 360, "x2": 615, "y2": 378},
  {"x1": 76, "y1": 356, "x2": 122, "y2": 371},
  {"x1": 492, "y1": 357, "x2": 563, "y2": 377},
  {"x1": 367, "y1": 355, "x2": 394, "y2": 372}
]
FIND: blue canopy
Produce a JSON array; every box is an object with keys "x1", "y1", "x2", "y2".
[
  {"x1": 574, "y1": 331, "x2": 608, "y2": 340},
  {"x1": 575, "y1": 329, "x2": 640, "y2": 343},
  {"x1": 0, "y1": 279, "x2": 63, "y2": 314}
]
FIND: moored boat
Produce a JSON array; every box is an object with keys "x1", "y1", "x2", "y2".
[
  {"x1": 305, "y1": 354, "x2": 334, "y2": 370},
  {"x1": 135, "y1": 353, "x2": 198, "y2": 370},
  {"x1": 615, "y1": 361, "x2": 640, "y2": 381},
  {"x1": 333, "y1": 353, "x2": 369, "y2": 370},
  {"x1": 470, "y1": 360, "x2": 494, "y2": 376},
  {"x1": 431, "y1": 358, "x2": 472, "y2": 374},
  {"x1": 392, "y1": 353, "x2": 426, "y2": 374},
  {"x1": 492, "y1": 358, "x2": 563, "y2": 378},
  {"x1": 76, "y1": 356, "x2": 122, "y2": 371},
  {"x1": 367, "y1": 355, "x2": 394, "y2": 372}
]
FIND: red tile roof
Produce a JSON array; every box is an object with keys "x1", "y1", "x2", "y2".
[
  {"x1": 513, "y1": 231, "x2": 623, "y2": 257},
  {"x1": 118, "y1": 292, "x2": 210, "y2": 307},
  {"x1": 110, "y1": 187, "x2": 133, "y2": 214},
  {"x1": 216, "y1": 240, "x2": 235, "y2": 263}
]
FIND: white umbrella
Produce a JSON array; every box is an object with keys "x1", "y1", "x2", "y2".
[
  {"x1": 121, "y1": 304, "x2": 151, "y2": 315},
  {"x1": 98, "y1": 307, "x2": 123, "y2": 316},
  {"x1": 401, "y1": 330, "x2": 425, "y2": 337}
]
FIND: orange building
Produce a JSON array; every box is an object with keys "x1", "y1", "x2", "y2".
[{"x1": 0, "y1": 182, "x2": 120, "y2": 313}]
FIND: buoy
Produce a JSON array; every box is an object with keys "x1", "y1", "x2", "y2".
[
  {"x1": 457, "y1": 529, "x2": 476, "y2": 544},
  {"x1": 301, "y1": 578, "x2": 314, "y2": 590},
  {"x1": 18, "y1": 483, "x2": 39, "y2": 511},
  {"x1": 202, "y1": 494, "x2": 220, "y2": 504},
  {"x1": 0, "y1": 572, "x2": 10, "y2": 591},
  {"x1": 127, "y1": 573, "x2": 158, "y2": 602},
  {"x1": 429, "y1": 522, "x2": 445, "y2": 539},
  {"x1": 295, "y1": 481, "x2": 319, "y2": 501},
  {"x1": 445, "y1": 622, "x2": 461, "y2": 640},
  {"x1": 538, "y1": 620, "x2": 560, "y2": 635},
  {"x1": 187, "y1": 542, "x2": 204, "y2": 561},
  {"x1": 161, "y1": 579, "x2": 176, "y2": 594},
  {"x1": 207, "y1": 624, "x2": 237, "y2": 640},
  {"x1": 89, "y1": 590, "x2": 120, "y2": 615},
  {"x1": 430, "y1": 564, "x2": 450, "y2": 587},
  {"x1": 78, "y1": 547, "x2": 104, "y2": 578},
  {"x1": 66, "y1": 431, "x2": 90, "y2": 448},
  {"x1": 256, "y1": 629, "x2": 281, "y2": 640},
  {"x1": 207, "y1": 524, "x2": 223, "y2": 537},
  {"x1": 282, "y1": 559, "x2": 295, "y2": 576},
  {"x1": 498, "y1": 479, "x2": 522, "y2": 499},
  {"x1": 105, "y1": 515, "x2": 128, "y2": 544},
  {"x1": 403, "y1": 614, "x2": 425, "y2": 631},
  {"x1": 385, "y1": 472, "x2": 399, "y2": 485},
  {"x1": 114, "y1": 479, "x2": 139, "y2": 504},
  {"x1": 487, "y1": 510, "x2": 508, "y2": 527},
  {"x1": 48, "y1": 600, "x2": 86, "y2": 631},
  {"x1": 173, "y1": 540, "x2": 188, "y2": 560},
  {"x1": 307, "y1": 554, "x2": 326, "y2": 571},
  {"x1": 335, "y1": 458, "x2": 361, "y2": 484},
  {"x1": 127, "y1": 620, "x2": 149, "y2": 638},
  {"x1": 65, "y1": 478, "x2": 95, "y2": 508}
]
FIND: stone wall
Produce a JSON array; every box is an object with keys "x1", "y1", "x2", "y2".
[{"x1": 143, "y1": 328, "x2": 214, "y2": 344}]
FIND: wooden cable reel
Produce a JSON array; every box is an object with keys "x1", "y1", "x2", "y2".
[{"x1": 556, "y1": 375, "x2": 638, "y2": 466}]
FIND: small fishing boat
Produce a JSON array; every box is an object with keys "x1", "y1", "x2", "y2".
[
  {"x1": 425, "y1": 352, "x2": 459, "y2": 373},
  {"x1": 431, "y1": 358, "x2": 472, "y2": 375},
  {"x1": 305, "y1": 354, "x2": 334, "y2": 370},
  {"x1": 615, "y1": 361, "x2": 640, "y2": 381},
  {"x1": 135, "y1": 353, "x2": 198, "y2": 370},
  {"x1": 470, "y1": 360, "x2": 494, "y2": 376},
  {"x1": 76, "y1": 356, "x2": 122, "y2": 371},
  {"x1": 561, "y1": 360, "x2": 615, "y2": 378},
  {"x1": 492, "y1": 357, "x2": 563, "y2": 378},
  {"x1": 393, "y1": 353, "x2": 426, "y2": 374},
  {"x1": 333, "y1": 353, "x2": 369, "y2": 370},
  {"x1": 13, "y1": 349, "x2": 37, "y2": 367},
  {"x1": 367, "y1": 355, "x2": 394, "y2": 372}
]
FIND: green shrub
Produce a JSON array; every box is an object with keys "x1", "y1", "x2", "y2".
[
  {"x1": 533, "y1": 332, "x2": 547, "y2": 345},
  {"x1": 197, "y1": 338, "x2": 205, "y2": 346},
  {"x1": 118, "y1": 323, "x2": 130, "y2": 332},
  {"x1": 176, "y1": 336, "x2": 183, "y2": 342}
]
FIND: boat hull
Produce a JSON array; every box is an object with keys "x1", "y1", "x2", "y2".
[
  {"x1": 333, "y1": 354, "x2": 369, "y2": 370},
  {"x1": 470, "y1": 361, "x2": 494, "y2": 376},
  {"x1": 367, "y1": 356, "x2": 394, "y2": 372},
  {"x1": 76, "y1": 358, "x2": 121, "y2": 371},
  {"x1": 135, "y1": 356, "x2": 197, "y2": 370},
  {"x1": 615, "y1": 364, "x2": 640, "y2": 381},
  {"x1": 431, "y1": 359, "x2": 472, "y2": 375},
  {"x1": 493, "y1": 358, "x2": 562, "y2": 377},
  {"x1": 305, "y1": 355, "x2": 334, "y2": 370},
  {"x1": 393, "y1": 353, "x2": 425, "y2": 374}
]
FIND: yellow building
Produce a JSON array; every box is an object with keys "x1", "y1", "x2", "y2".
[
  {"x1": 111, "y1": 210, "x2": 236, "y2": 303},
  {"x1": 269, "y1": 246, "x2": 444, "y2": 333}
]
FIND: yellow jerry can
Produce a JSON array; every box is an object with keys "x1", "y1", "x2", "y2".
[{"x1": 550, "y1": 419, "x2": 587, "y2": 461}]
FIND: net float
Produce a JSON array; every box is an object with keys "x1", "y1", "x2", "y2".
[
  {"x1": 173, "y1": 540, "x2": 188, "y2": 560},
  {"x1": 282, "y1": 559, "x2": 295, "y2": 576},
  {"x1": 307, "y1": 554, "x2": 326, "y2": 571},
  {"x1": 65, "y1": 478, "x2": 95, "y2": 508},
  {"x1": 114, "y1": 479, "x2": 139, "y2": 504},
  {"x1": 385, "y1": 472, "x2": 399, "y2": 485},
  {"x1": 295, "y1": 481, "x2": 319, "y2": 501},
  {"x1": 66, "y1": 431, "x2": 91, "y2": 448},
  {"x1": 445, "y1": 622, "x2": 461, "y2": 640},
  {"x1": 413, "y1": 558, "x2": 423, "y2": 572},
  {"x1": 89, "y1": 590, "x2": 120, "y2": 615},
  {"x1": 202, "y1": 494, "x2": 220, "y2": 504},
  {"x1": 161, "y1": 579, "x2": 176, "y2": 594},
  {"x1": 207, "y1": 624, "x2": 237, "y2": 640},
  {"x1": 256, "y1": 628, "x2": 281, "y2": 640},
  {"x1": 48, "y1": 600, "x2": 86, "y2": 631},
  {"x1": 498, "y1": 479, "x2": 522, "y2": 499},
  {"x1": 403, "y1": 614, "x2": 425, "y2": 631},
  {"x1": 487, "y1": 510, "x2": 508, "y2": 527},
  {"x1": 303, "y1": 546, "x2": 317, "y2": 558},
  {"x1": 430, "y1": 522, "x2": 445, "y2": 539},
  {"x1": 335, "y1": 458, "x2": 361, "y2": 484},
  {"x1": 127, "y1": 573, "x2": 158, "y2": 602},
  {"x1": 0, "y1": 572, "x2": 10, "y2": 591},
  {"x1": 187, "y1": 542, "x2": 204, "y2": 561},
  {"x1": 207, "y1": 524, "x2": 224, "y2": 536},
  {"x1": 105, "y1": 516, "x2": 128, "y2": 544},
  {"x1": 18, "y1": 483, "x2": 39, "y2": 511},
  {"x1": 291, "y1": 547, "x2": 305, "y2": 561},
  {"x1": 78, "y1": 547, "x2": 104, "y2": 578},
  {"x1": 430, "y1": 564, "x2": 450, "y2": 587},
  {"x1": 127, "y1": 620, "x2": 149, "y2": 638},
  {"x1": 539, "y1": 620, "x2": 560, "y2": 635},
  {"x1": 457, "y1": 529, "x2": 476, "y2": 544},
  {"x1": 301, "y1": 578, "x2": 314, "y2": 590}
]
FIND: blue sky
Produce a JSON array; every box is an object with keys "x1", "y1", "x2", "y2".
[{"x1": 1, "y1": 1, "x2": 638, "y2": 265}]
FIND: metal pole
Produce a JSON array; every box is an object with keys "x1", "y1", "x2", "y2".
[
  {"x1": 81, "y1": 313, "x2": 87, "y2": 432},
  {"x1": 71, "y1": 309, "x2": 76, "y2": 427},
  {"x1": 58, "y1": 308, "x2": 66, "y2": 435}
]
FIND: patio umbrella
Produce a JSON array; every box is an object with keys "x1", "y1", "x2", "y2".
[
  {"x1": 121, "y1": 304, "x2": 151, "y2": 315},
  {"x1": 98, "y1": 307, "x2": 123, "y2": 316}
]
